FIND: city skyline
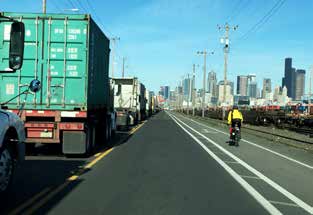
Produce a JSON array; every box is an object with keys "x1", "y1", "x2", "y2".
[{"x1": 2, "y1": 1, "x2": 313, "y2": 93}]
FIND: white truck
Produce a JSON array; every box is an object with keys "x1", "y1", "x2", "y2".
[
  {"x1": 113, "y1": 77, "x2": 146, "y2": 129},
  {"x1": 0, "y1": 14, "x2": 40, "y2": 200}
]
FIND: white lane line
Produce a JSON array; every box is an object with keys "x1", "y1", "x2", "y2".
[
  {"x1": 224, "y1": 161, "x2": 240, "y2": 164},
  {"x1": 202, "y1": 129, "x2": 219, "y2": 134},
  {"x1": 168, "y1": 113, "x2": 282, "y2": 215},
  {"x1": 169, "y1": 113, "x2": 313, "y2": 214},
  {"x1": 176, "y1": 113, "x2": 313, "y2": 170},
  {"x1": 241, "y1": 175, "x2": 261, "y2": 180},
  {"x1": 269, "y1": 201, "x2": 300, "y2": 208}
]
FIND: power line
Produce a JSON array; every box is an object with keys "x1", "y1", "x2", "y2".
[
  {"x1": 225, "y1": 0, "x2": 244, "y2": 23},
  {"x1": 85, "y1": 0, "x2": 114, "y2": 37},
  {"x1": 50, "y1": 0, "x2": 63, "y2": 12},
  {"x1": 237, "y1": 0, "x2": 286, "y2": 41},
  {"x1": 228, "y1": 0, "x2": 251, "y2": 23},
  {"x1": 76, "y1": 0, "x2": 88, "y2": 13},
  {"x1": 67, "y1": 0, "x2": 77, "y2": 9}
]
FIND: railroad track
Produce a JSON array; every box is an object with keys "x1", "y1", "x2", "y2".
[{"x1": 181, "y1": 113, "x2": 313, "y2": 145}]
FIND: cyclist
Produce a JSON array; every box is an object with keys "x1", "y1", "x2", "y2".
[{"x1": 227, "y1": 105, "x2": 243, "y2": 141}]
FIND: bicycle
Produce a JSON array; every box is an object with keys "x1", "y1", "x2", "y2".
[{"x1": 230, "y1": 122, "x2": 240, "y2": 146}]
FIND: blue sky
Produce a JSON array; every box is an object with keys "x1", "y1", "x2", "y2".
[{"x1": 2, "y1": 0, "x2": 313, "y2": 93}]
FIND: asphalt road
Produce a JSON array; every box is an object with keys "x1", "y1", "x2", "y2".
[{"x1": 2, "y1": 111, "x2": 313, "y2": 215}]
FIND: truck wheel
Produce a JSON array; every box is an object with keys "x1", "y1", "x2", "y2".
[
  {"x1": 0, "y1": 140, "x2": 14, "y2": 201},
  {"x1": 86, "y1": 126, "x2": 95, "y2": 156},
  {"x1": 108, "y1": 120, "x2": 112, "y2": 141}
]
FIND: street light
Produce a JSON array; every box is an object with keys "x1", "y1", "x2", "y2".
[{"x1": 197, "y1": 51, "x2": 214, "y2": 117}]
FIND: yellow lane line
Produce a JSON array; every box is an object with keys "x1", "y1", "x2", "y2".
[
  {"x1": 84, "y1": 148, "x2": 114, "y2": 169},
  {"x1": 8, "y1": 187, "x2": 52, "y2": 215},
  {"x1": 130, "y1": 121, "x2": 146, "y2": 134},
  {"x1": 94, "y1": 152, "x2": 101, "y2": 157},
  {"x1": 13, "y1": 121, "x2": 146, "y2": 215},
  {"x1": 23, "y1": 181, "x2": 71, "y2": 215}
]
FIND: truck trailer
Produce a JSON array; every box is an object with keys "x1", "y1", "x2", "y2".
[
  {"x1": 0, "y1": 12, "x2": 115, "y2": 155},
  {"x1": 113, "y1": 77, "x2": 146, "y2": 129}
]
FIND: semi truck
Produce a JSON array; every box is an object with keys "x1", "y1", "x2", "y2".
[
  {"x1": 113, "y1": 77, "x2": 146, "y2": 129},
  {"x1": 0, "y1": 12, "x2": 115, "y2": 155},
  {"x1": 0, "y1": 14, "x2": 32, "y2": 200},
  {"x1": 146, "y1": 90, "x2": 154, "y2": 117}
]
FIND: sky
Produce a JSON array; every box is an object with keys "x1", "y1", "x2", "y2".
[{"x1": 1, "y1": 0, "x2": 313, "y2": 94}]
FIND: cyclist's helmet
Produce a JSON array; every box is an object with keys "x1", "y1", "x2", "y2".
[{"x1": 233, "y1": 105, "x2": 238, "y2": 110}]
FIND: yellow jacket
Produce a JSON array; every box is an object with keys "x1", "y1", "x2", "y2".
[{"x1": 228, "y1": 109, "x2": 243, "y2": 125}]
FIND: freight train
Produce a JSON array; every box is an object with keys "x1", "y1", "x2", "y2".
[{"x1": 183, "y1": 104, "x2": 313, "y2": 128}]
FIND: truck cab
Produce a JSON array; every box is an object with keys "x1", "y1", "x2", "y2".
[{"x1": 0, "y1": 15, "x2": 26, "y2": 199}]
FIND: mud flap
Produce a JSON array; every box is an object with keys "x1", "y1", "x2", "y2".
[{"x1": 62, "y1": 131, "x2": 86, "y2": 154}]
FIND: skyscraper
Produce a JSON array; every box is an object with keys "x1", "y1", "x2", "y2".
[
  {"x1": 247, "y1": 74, "x2": 257, "y2": 98},
  {"x1": 159, "y1": 86, "x2": 165, "y2": 97},
  {"x1": 207, "y1": 70, "x2": 217, "y2": 96},
  {"x1": 283, "y1": 58, "x2": 296, "y2": 99},
  {"x1": 295, "y1": 69, "x2": 305, "y2": 100},
  {"x1": 218, "y1": 84, "x2": 233, "y2": 104},
  {"x1": 248, "y1": 82, "x2": 257, "y2": 98},
  {"x1": 262, "y1": 78, "x2": 272, "y2": 98},
  {"x1": 237, "y1": 75, "x2": 248, "y2": 96},
  {"x1": 164, "y1": 86, "x2": 170, "y2": 99},
  {"x1": 183, "y1": 77, "x2": 192, "y2": 101}
]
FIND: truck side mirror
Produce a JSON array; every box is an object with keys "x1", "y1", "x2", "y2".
[
  {"x1": 9, "y1": 22, "x2": 25, "y2": 70},
  {"x1": 29, "y1": 79, "x2": 41, "y2": 93}
]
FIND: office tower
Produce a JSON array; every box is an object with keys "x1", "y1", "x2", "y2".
[
  {"x1": 207, "y1": 70, "x2": 217, "y2": 96},
  {"x1": 247, "y1": 74, "x2": 257, "y2": 98},
  {"x1": 248, "y1": 82, "x2": 257, "y2": 98},
  {"x1": 262, "y1": 78, "x2": 272, "y2": 98},
  {"x1": 283, "y1": 58, "x2": 296, "y2": 99},
  {"x1": 237, "y1": 75, "x2": 248, "y2": 96},
  {"x1": 295, "y1": 69, "x2": 305, "y2": 100},
  {"x1": 159, "y1": 86, "x2": 165, "y2": 97},
  {"x1": 164, "y1": 86, "x2": 170, "y2": 99}
]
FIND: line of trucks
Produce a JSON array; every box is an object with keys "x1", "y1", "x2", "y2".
[{"x1": 0, "y1": 12, "x2": 159, "y2": 200}]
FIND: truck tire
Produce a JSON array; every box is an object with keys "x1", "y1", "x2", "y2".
[
  {"x1": 86, "y1": 126, "x2": 96, "y2": 156},
  {"x1": 108, "y1": 120, "x2": 112, "y2": 141},
  {"x1": 105, "y1": 120, "x2": 109, "y2": 143},
  {"x1": 0, "y1": 138, "x2": 14, "y2": 202}
]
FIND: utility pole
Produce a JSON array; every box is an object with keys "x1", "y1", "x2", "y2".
[
  {"x1": 309, "y1": 66, "x2": 313, "y2": 104},
  {"x1": 122, "y1": 57, "x2": 126, "y2": 78},
  {"x1": 218, "y1": 23, "x2": 238, "y2": 105},
  {"x1": 43, "y1": 0, "x2": 47, "y2": 14},
  {"x1": 111, "y1": 37, "x2": 120, "y2": 78},
  {"x1": 187, "y1": 74, "x2": 190, "y2": 115},
  {"x1": 192, "y1": 64, "x2": 196, "y2": 116},
  {"x1": 197, "y1": 51, "x2": 213, "y2": 117}
]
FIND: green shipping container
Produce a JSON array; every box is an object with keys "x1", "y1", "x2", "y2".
[{"x1": 0, "y1": 12, "x2": 110, "y2": 111}]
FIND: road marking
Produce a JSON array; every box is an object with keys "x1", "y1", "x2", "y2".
[
  {"x1": 177, "y1": 113, "x2": 313, "y2": 170},
  {"x1": 16, "y1": 122, "x2": 147, "y2": 215},
  {"x1": 8, "y1": 187, "x2": 52, "y2": 215},
  {"x1": 269, "y1": 201, "x2": 300, "y2": 208},
  {"x1": 241, "y1": 175, "x2": 261, "y2": 180},
  {"x1": 202, "y1": 129, "x2": 218, "y2": 134},
  {"x1": 23, "y1": 181, "x2": 71, "y2": 215},
  {"x1": 84, "y1": 148, "x2": 114, "y2": 169},
  {"x1": 169, "y1": 113, "x2": 313, "y2": 214},
  {"x1": 68, "y1": 175, "x2": 79, "y2": 181},
  {"x1": 20, "y1": 147, "x2": 114, "y2": 215},
  {"x1": 168, "y1": 113, "x2": 282, "y2": 215},
  {"x1": 224, "y1": 161, "x2": 240, "y2": 164},
  {"x1": 94, "y1": 152, "x2": 101, "y2": 157},
  {"x1": 130, "y1": 122, "x2": 146, "y2": 134}
]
